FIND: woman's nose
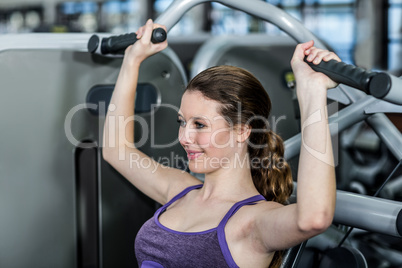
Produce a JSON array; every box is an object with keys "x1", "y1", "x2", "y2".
[{"x1": 178, "y1": 125, "x2": 194, "y2": 145}]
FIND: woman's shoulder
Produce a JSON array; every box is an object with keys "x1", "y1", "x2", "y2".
[
  {"x1": 247, "y1": 199, "x2": 284, "y2": 216},
  {"x1": 231, "y1": 199, "x2": 285, "y2": 231},
  {"x1": 164, "y1": 177, "x2": 203, "y2": 204}
]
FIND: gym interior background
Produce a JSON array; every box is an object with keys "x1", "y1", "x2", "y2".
[
  {"x1": 1, "y1": 0, "x2": 401, "y2": 72},
  {"x1": 0, "y1": 0, "x2": 401, "y2": 268}
]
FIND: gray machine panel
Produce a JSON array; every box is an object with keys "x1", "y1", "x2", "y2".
[{"x1": 0, "y1": 43, "x2": 187, "y2": 267}]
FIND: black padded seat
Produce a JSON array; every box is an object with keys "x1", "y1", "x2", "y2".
[
  {"x1": 280, "y1": 241, "x2": 307, "y2": 268},
  {"x1": 318, "y1": 246, "x2": 368, "y2": 268}
]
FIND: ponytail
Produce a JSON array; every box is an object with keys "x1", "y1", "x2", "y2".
[
  {"x1": 249, "y1": 130, "x2": 293, "y2": 204},
  {"x1": 248, "y1": 130, "x2": 293, "y2": 268}
]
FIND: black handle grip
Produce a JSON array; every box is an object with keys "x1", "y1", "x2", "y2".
[
  {"x1": 304, "y1": 57, "x2": 394, "y2": 99},
  {"x1": 88, "y1": 28, "x2": 167, "y2": 55},
  {"x1": 304, "y1": 57, "x2": 375, "y2": 93}
]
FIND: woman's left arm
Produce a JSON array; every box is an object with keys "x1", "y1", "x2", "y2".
[{"x1": 254, "y1": 40, "x2": 339, "y2": 252}]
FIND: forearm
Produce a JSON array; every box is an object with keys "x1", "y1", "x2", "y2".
[
  {"x1": 103, "y1": 19, "x2": 168, "y2": 159},
  {"x1": 103, "y1": 59, "x2": 141, "y2": 159},
  {"x1": 296, "y1": 87, "x2": 336, "y2": 231},
  {"x1": 255, "y1": 42, "x2": 339, "y2": 251}
]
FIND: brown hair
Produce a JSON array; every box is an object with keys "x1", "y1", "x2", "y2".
[{"x1": 186, "y1": 65, "x2": 293, "y2": 268}]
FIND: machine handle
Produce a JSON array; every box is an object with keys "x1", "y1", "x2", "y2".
[
  {"x1": 304, "y1": 57, "x2": 402, "y2": 105},
  {"x1": 303, "y1": 57, "x2": 375, "y2": 93},
  {"x1": 88, "y1": 28, "x2": 167, "y2": 55}
]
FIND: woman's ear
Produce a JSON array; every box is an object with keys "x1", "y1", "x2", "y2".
[{"x1": 236, "y1": 124, "x2": 251, "y2": 143}]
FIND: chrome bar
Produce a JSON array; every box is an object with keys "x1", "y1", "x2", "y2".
[
  {"x1": 291, "y1": 185, "x2": 402, "y2": 238},
  {"x1": 284, "y1": 96, "x2": 377, "y2": 160},
  {"x1": 155, "y1": 0, "x2": 327, "y2": 48}
]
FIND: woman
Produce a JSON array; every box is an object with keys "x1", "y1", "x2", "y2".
[{"x1": 103, "y1": 19, "x2": 339, "y2": 268}]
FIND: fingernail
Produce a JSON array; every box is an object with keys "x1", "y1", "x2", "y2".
[{"x1": 147, "y1": 19, "x2": 152, "y2": 24}]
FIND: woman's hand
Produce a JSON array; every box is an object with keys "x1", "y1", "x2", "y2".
[
  {"x1": 123, "y1": 19, "x2": 168, "y2": 66},
  {"x1": 291, "y1": 40, "x2": 341, "y2": 95}
]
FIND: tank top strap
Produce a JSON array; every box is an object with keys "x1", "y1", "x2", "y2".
[
  {"x1": 160, "y1": 184, "x2": 203, "y2": 211},
  {"x1": 218, "y1": 194, "x2": 266, "y2": 228},
  {"x1": 216, "y1": 194, "x2": 266, "y2": 268}
]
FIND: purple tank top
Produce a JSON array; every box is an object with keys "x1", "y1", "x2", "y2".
[{"x1": 135, "y1": 184, "x2": 265, "y2": 268}]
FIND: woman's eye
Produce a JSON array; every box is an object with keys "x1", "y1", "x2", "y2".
[
  {"x1": 195, "y1": 122, "x2": 205, "y2": 129},
  {"x1": 177, "y1": 119, "x2": 186, "y2": 127}
]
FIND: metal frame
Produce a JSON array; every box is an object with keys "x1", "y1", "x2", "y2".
[
  {"x1": 189, "y1": 34, "x2": 297, "y2": 78},
  {"x1": 155, "y1": 0, "x2": 326, "y2": 49},
  {"x1": 0, "y1": 33, "x2": 187, "y2": 87}
]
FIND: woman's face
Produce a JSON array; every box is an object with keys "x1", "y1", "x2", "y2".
[{"x1": 178, "y1": 91, "x2": 239, "y2": 174}]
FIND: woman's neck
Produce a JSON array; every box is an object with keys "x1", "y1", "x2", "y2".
[{"x1": 199, "y1": 163, "x2": 258, "y2": 202}]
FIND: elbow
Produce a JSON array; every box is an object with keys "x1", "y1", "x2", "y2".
[
  {"x1": 102, "y1": 147, "x2": 114, "y2": 164},
  {"x1": 102, "y1": 144, "x2": 135, "y2": 165},
  {"x1": 297, "y1": 211, "x2": 333, "y2": 234}
]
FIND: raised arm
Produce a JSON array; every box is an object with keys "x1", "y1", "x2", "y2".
[
  {"x1": 292, "y1": 40, "x2": 338, "y2": 233},
  {"x1": 255, "y1": 40, "x2": 338, "y2": 252},
  {"x1": 102, "y1": 19, "x2": 198, "y2": 205}
]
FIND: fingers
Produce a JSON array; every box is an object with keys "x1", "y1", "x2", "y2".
[
  {"x1": 135, "y1": 20, "x2": 150, "y2": 39},
  {"x1": 305, "y1": 47, "x2": 341, "y2": 65},
  {"x1": 136, "y1": 19, "x2": 167, "y2": 44},
  {"x1": 126, "y1": 19, "x2": 167, "y2": 61},
  {"x1": 323, "y1": 52, "x2": 341, "y2": 62},
  {"x1": 140, "y1": 19, "x2": 154, "y2": 43},
  {"x1": 292, "y1": 40, "x2": 341, "y2": 66},
  {"x1": 299, "y1": 40, "x2": 314, "y2": 52},
  {"x1": 292, "y1": 40, "x2": 314, "y2": 63},
  {"x1": 136, "y1": 26, "x2": 144, "y2": 39}
]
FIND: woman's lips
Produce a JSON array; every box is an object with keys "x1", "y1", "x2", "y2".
[{"x1": 186, "y1": 150, "x2": 204, "y2": 160}]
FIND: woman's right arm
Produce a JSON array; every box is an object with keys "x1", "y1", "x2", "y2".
[{"x1": 102, "y1": 19, "x2": 199, "y2": 205}]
